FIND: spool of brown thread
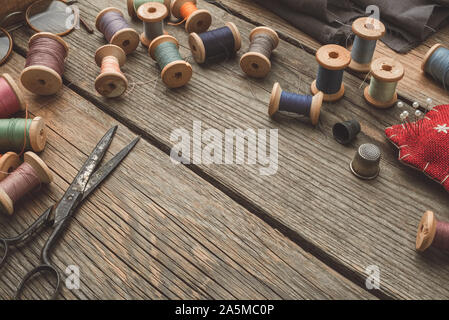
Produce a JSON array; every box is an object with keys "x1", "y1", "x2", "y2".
[
  {"x1": 0, "y1": 152, "x2": 21, "y2": 181},
  {"x1": 95, "y1": 7, "x2": 140, "y2": 55},
  {"x1": 416, "y1": 211, "x2": 449, "y2": 252},
  {"x1": 240, "y1": 27, "x2": 279, "y2": 78},
  {"x1": 95, "y1": 45, "x2": 128, "y2": 98},
  {"x1": 0, "y1": 151, "x2": 52, "y2": 215},
  {"x1": 20, "y1": 32, "x2": 69, "y2": 96}
]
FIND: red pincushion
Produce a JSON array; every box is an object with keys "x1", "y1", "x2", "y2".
[{"x1": 385, "y1": 104, "x2": 449, "y2": 192}]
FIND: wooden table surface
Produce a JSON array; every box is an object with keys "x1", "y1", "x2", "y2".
[{"x1": 0, "y1": 0, "x2": 448, "y2": 300}]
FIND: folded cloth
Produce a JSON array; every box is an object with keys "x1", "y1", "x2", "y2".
[{"x1": 255, "y1": 0, "x2": 449, "y2": 53}]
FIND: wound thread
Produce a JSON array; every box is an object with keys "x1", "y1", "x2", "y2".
[
  {"x1": 200, "y1": 26, "x2": 236, "y2": 63},
  {"x1": 179, "y1": 1, "x2": 198, "y2": 20},
  {"x1": 316, "y1": 67, "x2": 344, "y2": 95},
  {"x1": 97, "y1": 10, "x2": 130, "y2": 43},
  {"x1": 249, "y1": 33, "x2": 276, "y2": 60},
  {"x1": 154, "y1": 41, "x2": 183, "y2": 69},
  {"x1": 433, "y1": 220, "x2": 449, "y2": 251},
  {"x1": 425, "y1": 46, "x2": 449, "y2": 90},
  {"x1": 0, "y1": 119, "x2": 32, "y2": 151},
  {"x1": 0, "y1": 162, "x2": 41, "y2": 203},
  {"x1": 368, "y1": 77, "x2": 398, "y2": 103},
  {"x1": 25, "y1": 36, "x2": 67, "y2": 76},
  {"x1": 279, "y1": 91, "x2": 312, "y2": 115},
  {"x1": 352, "y1": 37, "x2": 377, "y2": 65},
  {"x1": 0, "y1": 76, "x2": 22, "y2": 118},
  {"x1": 101, "y1": 56, "x2": 122, "y2": 74}
]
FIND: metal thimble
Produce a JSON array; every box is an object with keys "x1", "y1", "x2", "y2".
[
  {"x1": 333, "y1": 119, "x2": 361, "y2": 145},
  {"x1": 350, "y1": 143, "x2": 381, "y2": 180}
]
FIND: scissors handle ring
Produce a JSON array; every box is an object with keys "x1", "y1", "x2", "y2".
[{"x1": 14, "y1": 264, "x2": 60, "y2": 300}]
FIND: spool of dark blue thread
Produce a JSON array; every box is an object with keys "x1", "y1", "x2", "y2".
[
  {"x1": 269, "y1": 82, "x2": 323, "y2": 125},
  {"x1": 188, "y1": 22, "x2": 241, "y2": 64},
  {"x1": 311, "y1": 44, "x2": 351, "y2": 102},
  {"x1": 348, "y1": 17, "x2": 385, "y2": 73}
]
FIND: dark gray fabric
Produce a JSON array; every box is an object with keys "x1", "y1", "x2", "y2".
[{"x1": 255, "y1": 0, "x2": 449, "y2": 53}]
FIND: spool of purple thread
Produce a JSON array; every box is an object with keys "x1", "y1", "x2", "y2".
[{"x1": 95, "y1": 7, "x2": 140, "y2": 55}]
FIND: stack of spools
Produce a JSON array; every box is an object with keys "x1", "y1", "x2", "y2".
[{"x1": 0, "y1": 72, "x2": 50, "y2": 216}]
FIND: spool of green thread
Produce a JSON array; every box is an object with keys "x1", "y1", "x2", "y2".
[
  {"x1": 128, "y1": 0, "x2": 170, "y2": 19},
  {"x1": 148, "y1": 35, "x2": 193, "y2": 88},
  {"x1": 364, "y1": 57, "x2": 404, "y2": 109},
  {"x1": 0, "y1": 117, "x2": 47, "y2": 152}
]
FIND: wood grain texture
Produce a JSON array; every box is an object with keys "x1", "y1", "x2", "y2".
[
  {"x1": 7, "y1": 0, "x2": 449, "y2": 299},
  {"x1": 0, "y1": 52, "x2": 372, "y2": 300},
  {"x1": 217, "y1": 0, "x2": 449, "y2": 106}
]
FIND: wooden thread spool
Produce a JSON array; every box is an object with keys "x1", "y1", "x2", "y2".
[
  {"x1": 348, "y1": 17, "x2": 385, "y2": 73},
  {"x1": 416, "y1": 211, "x2": 449, "y2": 252},
  {"x1": 95, "y1": 45, "x2": 128, "y2": 98},
  {"x1": 240, "y1": 27, "x2": 279, "y2": 78},
  {"x1": 188, "y1": 22, "x2": 241, "y2": 64},
  {"x1": 422, "y1": 43, "x2": 449, "y2": 88},
  {"x1": 0, "y1": 151, "x2": 52, "y2": 215},
  {"x1": 171, "y1": 0, "x2": 212, "y2": 34},
  {"x1": 0, "y1": 73, "x2": 27, "y2": 117},
  {"x1": 95, "y1": 7, "x2": 140, "y2": 55},
  {"x1": 149, "y1": 35, "x2": 193, "y2": 88},
  {"x1": 269, "y1": 82, "x2": 323, "y2": 125},
  {"x1": 127, "y1": 0, "x2": 170, "y2": 20},
  {"x1": 311, "y1": 44, "x2": 351, "y2": 102},
  {"x1": 20, "y1": 32, "x2": 69, "y2": 96},
  {"x1": 0, "y1": 152, "x2": 21, "y2": 181},
  {"x1": 137, "y1": 2, "x2": 168, "y2": 47},
  {"x1": 0, "y1": 116, "x2": 47, "y2": 153},
  {"x1": 364, "y1": 57, "x2": 404, "y2": 108}
]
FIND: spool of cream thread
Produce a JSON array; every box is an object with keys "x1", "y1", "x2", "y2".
[
  {"x1": 95, "y1": 7, "x2": 140, "y2": 55},
  {"x1": 148, "y1": 35, "x2": 193, "y2": 88},
  {"x1": 137, "y1": 2, "x2": 168, "y2": 47},
  {"x1": 240, "y1": 27, "x2": 279, "y2": 78},
  {"x1": 364, "y1": 57, "x2": 404, "y2": 108},
  {"x1": 348, "y1": 17, "x2": 385, "y2": 73},
  {"x1": 311, "y1": 44, "x2": 351, "y2": 102},
  {"x1": 127, "y1": 0, "x2": 170, "y2": 20},
  {"x1": 171, "y1": 0, "x2": 212, "y2": 34},
  {"x1": 95, "y1": 45, "x2": 128, "y2": 98},
  {"x1": 20, "y1": 32, "x2": 69, "y2": 96},
  {"x1": 0, "y1": 151, "x2": 53, "y2": 215}
]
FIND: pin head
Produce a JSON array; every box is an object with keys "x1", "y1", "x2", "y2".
[
  {"x1": 412, "y1": 101, "x2": 420, "y2": 109},
  {"x1": 396, "y1": 101, "x2": 404, "y2": 109}
]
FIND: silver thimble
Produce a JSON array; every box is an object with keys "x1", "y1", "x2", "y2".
[{"x1": 350, "y1": 143, "x2": 381, "y2": 180}]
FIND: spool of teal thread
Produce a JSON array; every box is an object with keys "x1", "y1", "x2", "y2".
[
  {"x1": 0, "y1": 117, "x2": 47, "y2": 152},
  {"x1": 364, "y1": 57, "x2": 404, "y2": 108},
  {"x1": 148, "y1": 35, "x2": 193, "y2": 88},
  {"x1": 348, "y1": 17, "x2": 385, "y2": 73},
  {"x1": 422, "y1": 43, "x2": 449, "y2": 89}
]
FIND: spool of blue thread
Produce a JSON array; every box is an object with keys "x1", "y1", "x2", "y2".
[
  {"x1": 269, "y1": 82, "x2": 324, "y2": 125},
  {"x1": 348, "y1": 17, "x2": 385, "y2": 73},
  {"x1": 311, "y1": 44, "x2": 351, "y2": 102},
  {"x1": 422, "y1": 43, "x2": 449, "y2": 89},
  {"x1": 149, "y1": 35, "x2": 193, "y2": 88},
  {"x1": 188, "y1": 22, "x2": 241, "y2": 64}
]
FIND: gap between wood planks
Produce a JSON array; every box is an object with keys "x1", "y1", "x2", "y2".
[{"x1": 10, "y1": 9, "x2": 392, "y2": 300}]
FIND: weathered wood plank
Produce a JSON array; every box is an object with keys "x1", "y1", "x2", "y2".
[
  {"x1": 0, "y1": 52, "x2": 372, "y2": 299},
  {"x1": 8, "y1": 0, "x2": 448, "y2": 299},
  {"x1": 217, "y1": 0, "x2": 449, "y2": 105}
]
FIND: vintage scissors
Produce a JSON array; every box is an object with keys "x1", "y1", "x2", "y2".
[{"x1": 0, "y1": 126, "x2": 139, "y2": 299}]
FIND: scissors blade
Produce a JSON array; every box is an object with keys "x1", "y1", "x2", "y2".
[
  {"x1": 53, "y1": 126, "x2": 118, "y2": 224},
  {"x1": 83, "y1": 137, "x2": 140, "y2": 200}
]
